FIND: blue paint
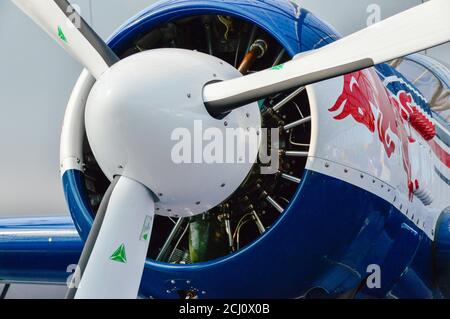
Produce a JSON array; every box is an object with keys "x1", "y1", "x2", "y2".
[
  {"x1": 375, "y1": 63, "x2": 433, "y2": 116},
  {"x1": 107, "y1": 0, "x2": 341, "y2": 56},
  {"x1": 62, "y1": 169, "x2": 94, "y2": 242},
  {"x1": 435, "y1": 208, "x2": 450, "y2": 297},
  {"x1": 435, "y1": 167, "x2": 450, "y2": 186},
  {"x1": 137, "y1": 170, "x2": 435, "y2": 299},
  {"x1": 0, "y1": 217, "x2": 82, "y2": 284},
  {"x1": 6, "y1": 0, "x2": 436, "y2": 298}
]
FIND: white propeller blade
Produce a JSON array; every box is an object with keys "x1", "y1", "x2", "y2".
[
  {"x1": 75, "y1": 176, "x2": 155, "y2": 299},
  {"x1": 203, "y1": 0, "x2": 450, "y2": 115},
  {"x1": 12, "y1": 0, "x2": 118, "y2": 79}
]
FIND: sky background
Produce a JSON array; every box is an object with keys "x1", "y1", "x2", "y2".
[
  {"x1": 1, "y1": 0, "x2": 448, "y2": 219},
  {"x1": 0, "y1": 0, "x2": 449, "y2": 299}
]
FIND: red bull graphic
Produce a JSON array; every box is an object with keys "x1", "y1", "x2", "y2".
[
  {"x1": 328, "y1": 71, "x2": 376, "y2": 133},
  {"x1": 328, "y1": 69, "x2": 423, "y2": 200}
]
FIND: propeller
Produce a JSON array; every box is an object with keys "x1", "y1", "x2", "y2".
[
  {"x1": 11, "y1": 0, "x2": 450, "y2": 299},
  {"x1": 11, "y1": 0, "x2": 118, "y2": 79},
  {"x1": 73, "y1": 176, "x2": 156, "y2": 299},
  {"x1": 12, "y1": 0, "x2": 152, "y2": 299},
  {"x1": 13, "y1": 0, "x2": 260, "y2": 299},
  {"x1": 203, "y1": 0, "x2": 450, "y2": 116}
]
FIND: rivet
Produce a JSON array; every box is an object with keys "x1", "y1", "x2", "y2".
[
  {"x1": 221, "y1": 183, "x2": 226, "y2": 188},
  {"x1": 170, "y1": 280, "x2": 176, "y2": 285},
  {"x1": 246, "y1": 113, "x2": 250, "y2": 118},
  {"x1": 158, "y1": 193, "x2": 163, "y2": 197},
  {"x1": 224, "y1": 121, "x2": 228, "y2": 127},
  {"x1": 325, "y1": 163, "x2": 330, "y2": 168},
  {"x1": 187, "y1": 93, "x2": 191, "y2": 98},
  {"x1": 196, "y1": 201, "x2": 201, "y2": 205}
]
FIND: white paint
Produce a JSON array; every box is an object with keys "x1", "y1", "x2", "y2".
[
  {"x1": 85, "y1": 49, "x2": 261, "y2": 217},
  {"x1": 2, "y1": 0, "x2": 449, "y2": 219},
  {"x1": 204, "y1": 0, "x2": 450, "y2": 106},
  {"x1": 75, "y1": 176, "x2": 154, "y2": 299},
  {"x1": 11, "y1": 0, "x2": 110, "y2": 79},
  {"x1": 305, "y1": 71, "x2": 450, "y2": 239},
  {"x1": 60, "y1": 69, "x2": 95, "y2": 173}
]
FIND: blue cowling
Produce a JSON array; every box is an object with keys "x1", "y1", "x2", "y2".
[
  {"x1": 62, "y1": 0, "x2": 437, "y2": 299},
  {"x1": 435, "y1": 208, "x2": 450, "y2": 297}
]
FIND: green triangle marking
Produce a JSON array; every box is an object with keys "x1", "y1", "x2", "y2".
[
  {"x1": 271, "y1": 64, "x2": 284, "y2": 70},
  {"x1": 143, "y1": 234, "x2": 148, "y2": 241},
  {"x1": 110, "y1": 243, "x2": 127, "y2": 263},
  {"x1": 57, "y1": 26, "x2": 67, "y2": 43}
]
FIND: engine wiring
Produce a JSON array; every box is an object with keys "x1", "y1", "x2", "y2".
[{"x1": 81, "y1": 14, "x2": 311, "y2": 265}]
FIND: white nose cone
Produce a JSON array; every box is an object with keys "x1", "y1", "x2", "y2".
[{"x1": 85, "y1": 49, "x2": 261, "y2": 217}]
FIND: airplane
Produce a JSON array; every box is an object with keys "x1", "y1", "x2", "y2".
[{"x1": 0, "y1": 0, "x2": 449, "y2": 299}]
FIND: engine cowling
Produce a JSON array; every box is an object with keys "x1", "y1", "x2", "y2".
[
  {"x1": 61, "y1": 0, "x2": 345, "y2": 299},
  {"x1": 435, "y1": 208, "x2": 450, "y2": 297}
]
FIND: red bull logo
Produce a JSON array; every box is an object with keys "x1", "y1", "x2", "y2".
[{"x1": 329, "y1": 69, "x2": 420, "y2": 200}]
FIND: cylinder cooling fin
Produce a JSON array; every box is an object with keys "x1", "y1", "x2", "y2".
[{"x1": 80, "y1": 14, "x2": 312, "y2": 266}]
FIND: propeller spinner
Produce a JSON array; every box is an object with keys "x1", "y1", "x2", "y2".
[{"x1": 11, "y1": 0, "x2": 450, "y2": 299}]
